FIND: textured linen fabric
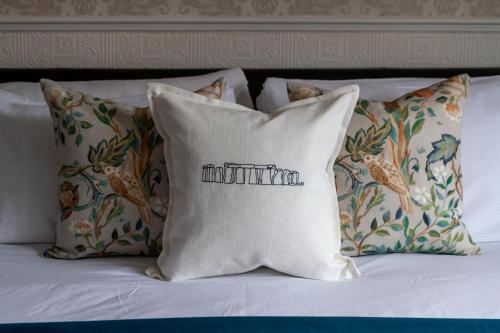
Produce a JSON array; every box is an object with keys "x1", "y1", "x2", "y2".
[
  {"x1": 147, "y1": 83, "x2": 360, "y2": 281},
  {"x1": 257, "y1": 75, "x2": 500, "y2": 243},
  {"x1": 286, "y1": 76, "x2": 479, "y2": 256},
  {"x1": 40, "y1": 79, "x2": 226, "y2": 258}
]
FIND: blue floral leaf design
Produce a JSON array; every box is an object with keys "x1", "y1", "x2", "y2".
[
  {"x1": 395, "y1": 207, "x2": 403, "y2": 220},
  {"x1": 382, "y1": 210, "x2": 391, "y2": 223},
  {"x1": 135, "y1": 219, "x2": 143, "y2": 231},
  {"x1": 122, "y1": 221, "x2": 131, "y2": 234},
  {"x1": 423, "y1": 212, "x2": 431, "y2": 227},
  {"x1": 425, "y1": 134, "x2": 460, "y2": 180}
]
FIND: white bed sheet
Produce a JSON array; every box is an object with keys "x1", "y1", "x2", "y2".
[{"x1": 1, "y1": 242, "x2": 499, "y2": 323}]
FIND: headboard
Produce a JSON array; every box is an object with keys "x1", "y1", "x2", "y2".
[{"x1": 2, "y1": 68, "x2": 500, "y2": 103}]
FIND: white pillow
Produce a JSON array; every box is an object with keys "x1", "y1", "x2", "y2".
[
  {"x1": 256, "y1": 77, "x2": 439, "y2": 114},
  {"x1": 0, "y1": 92, "x2": 57, "y2": 243},
  {"x1": 146, "y1": 83, "x2": 360, "y2": 281},
  {"x1": 0, "y1": 73, "x2": 240, "y2": 244},
  {"x1": 0, "y1": 68, "x2": 252, "y2": 108},
  {"x1": 256, "y1": 75, "x2": 500, "y2": 243}
]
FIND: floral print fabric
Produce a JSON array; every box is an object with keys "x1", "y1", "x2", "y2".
[
  {"x1": 287, "y1": 76, "x2": 479, "y2": 256},
  {"x1": 42, "y1": 78, "x2": 225, "y2": 258}
]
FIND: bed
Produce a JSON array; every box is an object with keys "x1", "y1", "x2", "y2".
[
  {"x1": 1, "y1": 68, "x2": 500, "y2": 333},
  {"x1": 1, "y1": 242, "x2": 499, "y2": 331}
]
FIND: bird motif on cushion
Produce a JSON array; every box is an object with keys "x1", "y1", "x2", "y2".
[
  {"x1": 102, "y1": 165, "x2": 153, "y2": 225},
  {"x1": 361, "y1": 154, "x2": 413, "y2": 214}
]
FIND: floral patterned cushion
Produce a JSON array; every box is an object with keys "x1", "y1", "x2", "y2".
[
  {"x1": 287, "y1": 75, "x2": 480, "y2": 256},
  {"x1": 41, "y1": 78, "x2": 225, "y2": 259}
]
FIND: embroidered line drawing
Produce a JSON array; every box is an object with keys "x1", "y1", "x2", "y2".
[{"x1": 201, "y1": 162, "x2": 304, "y2": 186}]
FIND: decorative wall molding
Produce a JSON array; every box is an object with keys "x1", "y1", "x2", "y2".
[
  {"x1": 2, "y1": 16, "x2": 500, "y2": 32},
  {"x1": 1, "y1": 31, "x2": 499, "y2": 69}
]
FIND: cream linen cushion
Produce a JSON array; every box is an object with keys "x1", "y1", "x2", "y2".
[{"x1": 146, "y1": 83, "x2": 360, "y2": 281}]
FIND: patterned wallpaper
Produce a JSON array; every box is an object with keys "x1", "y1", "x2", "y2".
[{"x1": 1, "y1": 0, "x2": 500, "y2": 17}]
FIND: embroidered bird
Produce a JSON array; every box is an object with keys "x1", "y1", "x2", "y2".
[
  {"x1": 102, "y1": 165, "x2": 153, "y2": 225},
  {"x1": 194, "y1": 78, "x2": 225, "y2": 99},
  {"x1": 361, "y1": 154, "x2": 413, "y2": 214}
]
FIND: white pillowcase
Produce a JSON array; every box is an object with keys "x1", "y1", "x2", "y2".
[
  {"x1": 0, "y1": 68, "x2": 251, "y2": 108},
  {"x1": 256, "y1": 75, "x2": 500, "y2": 243},
  {"x1": 256, "y1": 77, "x2": 440, "y2": 113},
  {"x1": 146, "y1": 83, "x2": 360, "y2": 281},
  {"x1": 0, "y1": 70, "x2": 245, "y2": 244},
  {"x1": 0, "y1": 92, "x2": 57, "y2": 243}
]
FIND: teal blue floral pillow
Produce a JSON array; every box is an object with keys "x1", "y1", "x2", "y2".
[
  {"x1": 41, "y1": 78, "x2": 225, "y2": 259},
  {"x1": 288, "y1": 75, "x2": 480, "y2": 256}
]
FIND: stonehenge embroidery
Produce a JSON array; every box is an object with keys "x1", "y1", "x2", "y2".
[{"x1": 202, "y1": 162, "x2": 304, "y2": 186}]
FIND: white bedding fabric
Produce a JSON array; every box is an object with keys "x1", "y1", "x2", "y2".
[
  {"x1": 0, "y1": 68, "x2": 251, "y2": 108},
  {"x1": 1, "y1": 242, "x2": 499, "y2": 323}
]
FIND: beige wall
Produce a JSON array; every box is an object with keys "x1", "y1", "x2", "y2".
[{"x1": 1, "y1": 0, "x2": 500, "y2": 68}]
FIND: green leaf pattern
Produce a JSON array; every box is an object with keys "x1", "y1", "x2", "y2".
[
  {"x1": 290, "y1": 75, "x2": 479, "y2": 256},
  {"x1": 41, "y1": 80, "x2": 168, "y2": 258},
  {"x1": 41, "y1": 79, "x2": 225, "y2": 259}
]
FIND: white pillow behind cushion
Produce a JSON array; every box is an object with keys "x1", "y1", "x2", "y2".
[
  {"x1": 256, "y1": 75, "x2": 500, "y2": 243},
  {"x1": 146, "y1": 83, "x2": 360, "y2": 281},
  {"x1": 460, "y1": 76, "x2": 500, "y2": 242},
  {"x1": 0, "y1": 75, "x2": 238, "y2": 244},
  {"x1": 0, "y1": 68, "x2": 251, "y2": 108},
  {"x1": 256, "y1": 76, "x2": 439, "y2": 114},
  {"x1": 0, "y1": 92, "x2": 57, "y2": 243}
]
